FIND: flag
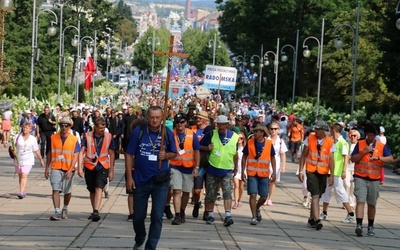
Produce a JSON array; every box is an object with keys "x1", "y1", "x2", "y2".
[{"x1": 84, "y1": 46, "x2": 96, "y2": 90}]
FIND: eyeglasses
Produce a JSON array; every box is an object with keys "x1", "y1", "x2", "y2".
[
  {"x1": 239, "y1": 137, "x2": 244, "y2": 140},
  {"x1": 350, "y1": 135, "x2": 357, "y2": 138},
  {"x1": 177, "y1": 120, "x2": 186, "y2": 124},
  {"x1": 60, "y1": 124, "x2": 70, "y2": 128},
  {"x1": 270, "y1": 127, "x2": 279, "y2": 130}
]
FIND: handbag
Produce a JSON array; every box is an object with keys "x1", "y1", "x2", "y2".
[{"x1": 152, "y1": 170, "x2": 170, "y2": 184}]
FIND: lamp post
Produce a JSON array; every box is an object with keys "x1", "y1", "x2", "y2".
[
  {"x1": 333, "y1": 2, "x2": 360, "y2": 120},
  {"x1": 79, "y1": 33, "x2": 96, "y2": 102},
  {"x1": 303, "y1": 18, "x2": 325, "y2": 117},
  {"x1": 147, "y1": 29, "x2": 160, "y2": 78},
  {"x1": 396, "y1": 1, "x2": 400, "y2": 29},
  {"x1": 0, "y1": 0, "x2": 13, "y2": 85},
  {"x1": 280, "y1": 30, "x2": 299, "y2": 112},
  {"x1": 234, "y1": 54, "x2": 247, "y2": 95},
  {"x1": 208, "y1": 32, "x2": 220, "y2": 65},
  {"x1": 264, "y1": 38, "x2": 280, "y2": 108},
  {"x1": 29, "y1": 0, "x2": 58, "y2": 109},
  {"x1": 250, "y1": 44, "x2": 264, "y2": 104}
]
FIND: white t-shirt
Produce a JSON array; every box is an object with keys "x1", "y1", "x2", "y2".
[
  {"x1": 15, "y1": 134, "x2": 39, "y2": 166},
  {"x1": 3, "y1": 110, "x2": 12, "y2": 120},
  {"x1": 268, "y1": 136, "x2": 288, "y2": 170}
]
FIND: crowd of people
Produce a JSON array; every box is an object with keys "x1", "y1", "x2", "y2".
[{"x1": 3, "y1": 92, "x2": 394, "y2": 249}]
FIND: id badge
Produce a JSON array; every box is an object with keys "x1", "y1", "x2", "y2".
[
  {"x1": 215, "y1": 151, "x2": 221, "y2": 156},
  {"x1": 148, "y1": 155, "x2": 157, "y2": 161},
  {"x1": 57, "y1": 155, "x2": 65, "y2": 160},
  {"x1": 179, "y1": 149, "x2": 185, "y2": 155}
]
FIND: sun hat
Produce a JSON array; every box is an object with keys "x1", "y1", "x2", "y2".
[
  {"x1": 215, "y1": 115, "x2": 229, "y2": 123},
  {"x1": 58, "y1": 117, "x2": 73, "y2": 125},
  {"x1": 195, "y1": 110, "x2": 209, "y2": 120}
]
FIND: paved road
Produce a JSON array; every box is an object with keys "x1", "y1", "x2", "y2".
[{"x1": 0, "y1": 147, "x2": 399, "y2": 250}]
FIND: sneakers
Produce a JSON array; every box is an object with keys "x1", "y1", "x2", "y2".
[
  {"x1": 223, "y1": 216, "x2": 234, "y2": 227},
  {"x1": 17, "y1": 192, "x2": 26, "y2": 199},
  {"x1": 202, "y1": 211, "x2": 209, "y2": 221},
  {"x1": 256, "y1": 209, "x2": 262, "y2": 222},
  {"x1": 355, "y1": 224, "x2": 363, "y2": 237},
  {"x1": 127, "y1": 214, "x2": 133, "y2": 222},
  {"x1": 104, "y1": 191, "x2": 109, "y2": 198},
  {"x1": 342, "y1": 214, "x2": 355, "y2": 223},
  {"x1": 315, "y1": 219, "x2": 323, "y2": 230},
  {"x1": 206, "y1": 216, "x2": 215, "y2": 225},
  {"x1": 250, "y1": 217, "x2": 258, "y2": 225},
  {"x1": 307, "y1": 218, "x2": 316, "y2": 228},
  {"x1": 367, "y1": 226, "x2": 375, "y2": 236},
  {"x1": 61, "y1": 208, "x2": 68, "y2": 219},
  {"x1": 91, "y1": 212, "x2": 101, "y2": 222},
  {"x1": 133, "y1": 242, "x2": 144, "y2": 250},
  {"x1": 320, "y1": 212, "x2": 327, "y2": 221},
  {"x1": 50, "y1": 212, "x2": 61, "y2": 221},
  {"x1": 172, "y1": 216, "x2": 182, "y2": 225},
  {"x1": 180, "y1": 211, "x2": 186, "y2": 223},
  {"x1": 192, "y1": 204, "x2": 200, "y2": 218},
  {"x1": 164, "y1": 206, "x2": 173, "y2": 219}
]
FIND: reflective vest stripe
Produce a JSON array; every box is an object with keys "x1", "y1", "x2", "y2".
[
  {"x1": 246, "y1": 138, "x2": 272, "y2": 178},
  {"x1": 170, "y1": 128, "x2": 197, "y2": 168}
]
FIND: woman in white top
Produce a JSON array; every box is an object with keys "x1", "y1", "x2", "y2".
[
  {"x1": 232, "y1": 132, "x2": 246, "y2": 209},
  {"x1": 344, "y1": 129, "x2": 360, "y2": 208},
  {"x1": 13, "y1": 122, "x2": 44, "y2": 199},
  {"x1": 2, "y1": 108, "x2": 12, "y2": 147},
  {"x1": 265, "y1": 121, "x2": 288, "y2": 206}
]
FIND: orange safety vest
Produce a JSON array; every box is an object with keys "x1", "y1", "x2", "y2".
[
  {"x1": 170, "y1": 128, "x2": 196, "y2": 168},
  {"x1": 50, "y1": 133, "x2": 78, "y2": 171},
  {"x1": 305, "y1": 134, "x2": 334, "y2": 174},
  {"x1": 354, "y1": 140, "x2": 384, "y2": 180},
  {"x1": 84, "y1": 131, "x2": 112, "y2": 170},
  {"x1": 246, "y1": 138, "x2": 272, "y2": 178}
]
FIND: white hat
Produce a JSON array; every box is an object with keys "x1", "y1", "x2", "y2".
[
  {"x1": 379, "y1": 126, "x2": 385, "y2": 133},
  {"x1": 215, "y1": 115, "x2": 229, "y2": 123},
  {"x1": 25, "y1": 109, "x2": 31, "y2": 114}
]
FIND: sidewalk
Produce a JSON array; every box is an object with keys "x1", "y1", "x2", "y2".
[{"x1": 1, "y1": 147, "x2": 399, "y2": 249}]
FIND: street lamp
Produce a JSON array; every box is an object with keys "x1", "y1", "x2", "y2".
[
  {"x1": 303, "y1": 18, "x2": 325, "y2": 117},
  {"x1": 57, "y1": 22, "x2": 79, "y2": 104},
  {"x1": 208, "y1": 32, "x2": 221, "y2": 65},
  {"x1": 250, "y1": 44, "x2": 264, "y2": 104},
  {"x1": 333, "y1": 2, "x2": 360, "y2": 120},
  {"x1": 147, "y1": 29, "x2": 160, "y2": 78},
  {"x1": 29, "y1": 0, "x2": 58, "y2": 109},
  {"x1": 0, "y1": 0, "x2": 13, "y2": 85},
  {"x1": 263, "y1": 38, "x2": 280, "y2": 108},
  {"x1": 280, "y1": 30, "x2": 299, "y2": 112},
  {"x1": 78, "y1": 34, "x2": 97, "y2": 102},
  {"x1": 234, "y1": 54, "x2": 247, "y2": 95},
  {"x1": 396, "y1": 1, "x2": 400, "y2": 30}
]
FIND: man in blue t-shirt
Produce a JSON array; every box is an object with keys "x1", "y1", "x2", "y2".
[{"x1": 125, "y1": 106, "x2": 177, "y2": 250}]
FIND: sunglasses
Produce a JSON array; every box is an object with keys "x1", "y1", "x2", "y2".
[
  {"x1": 60, "y1": 124, "x2": 70, "y2": 128},
  {"x1": 270, "y1": 127, "x2": 279, "y2": 130},
  {"x1": 350, "y1": 135, "x2": 357, "y2": 138},
  {"x1": 177, "y1": 120, "x2": 186, "y2": 124}
]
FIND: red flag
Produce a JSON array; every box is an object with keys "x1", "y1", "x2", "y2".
[{"x1": 84, "y1": 46, "x2": 96, "y2": 90}]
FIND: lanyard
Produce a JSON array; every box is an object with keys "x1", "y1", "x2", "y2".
[{"x1": 147, "y1": 127, "x2": 160, "y2": 153}]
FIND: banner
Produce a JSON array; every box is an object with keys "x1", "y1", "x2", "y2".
[{"x1": 204, "y1": 65, "x2": 237, "y2": 91}]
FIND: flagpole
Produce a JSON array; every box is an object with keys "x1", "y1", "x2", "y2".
[{"x1": 92, "y1": 30, "x2": 97, "y2": 105}]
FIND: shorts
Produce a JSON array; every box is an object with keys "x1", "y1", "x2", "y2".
[
  {"x1": 84, "y1": 167, "x2": 109, "y2": 193},
  {"x1": 205, "y1": 172, "x2": 233, "y2": 202},
  {"x1": 193, "y1": 174, "x2": 205, "y2": 190},
  {"x1": 354, "y1": 178, "x2": 380, "y2": 206},
  {"x1": 289, "y1": 140, "x2": 301, "y2": 152},
  {"x1": 14, "y1": 164, "x2": 33, "y2": 174},
  {"x1": 306, "y1": 171, "x2": 328, "y2": 197},
  {"x1": 50, "y1": 169, "x2": 74, "y2": 194},
  {"x1": 170, "y1": 168, "x2": 194, "y2": 193},
  {"x1": 247, "y1": 176, "x2": 270, "y2": 197},
  {"x1": 2, "y1": 119, "x2": 11, "y2": 131},
  {"x1": 320, "y1": 176, "x2": 349, "y2": 204}
]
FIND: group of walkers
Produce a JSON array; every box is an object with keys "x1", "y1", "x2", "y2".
[{"x1": 4, "y1": 93, "x2": 394, "y2": 250}]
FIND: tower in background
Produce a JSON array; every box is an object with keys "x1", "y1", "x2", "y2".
[{"x1": 185, "y1": 0, "x2": 191, "y2": 19}]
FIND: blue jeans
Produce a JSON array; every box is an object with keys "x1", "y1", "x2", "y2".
[{"x1": 133, "y1": 178, "x2": 169, "y2": 250}]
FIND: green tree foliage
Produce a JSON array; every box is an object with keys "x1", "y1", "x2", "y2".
[
  {"x1": 215, "y1": 0, "x2": 400, "y2": 114},
  {"x1": 181, "y1": 29, "x2": 230, "y2": 72}
]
